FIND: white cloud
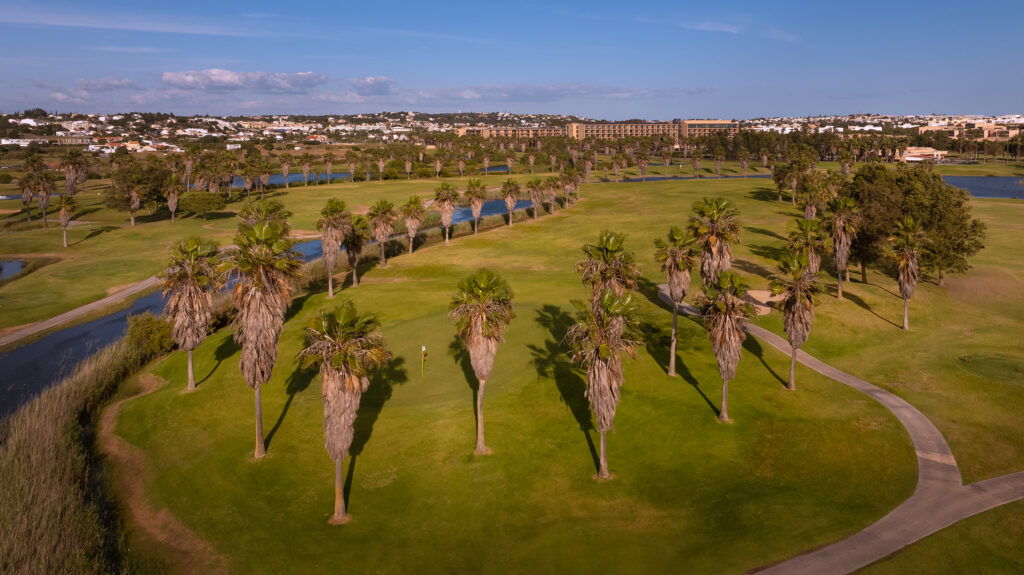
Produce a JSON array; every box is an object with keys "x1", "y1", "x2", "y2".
[
  {"x1": 76, "y1": 77, "x2": 141, "y2": 91},
  {"x1": 161, "y1": 69, "x2": 328, "y2": 93},
  {"x1": 314, "y1": 92, "x2": 366, "y2": 104},
  {"x1": 681, "y1": 21, "x2": 741, "y2": 34},
  {"x1": 350, "y1": 76, "x2": 397, "y2": 96}
]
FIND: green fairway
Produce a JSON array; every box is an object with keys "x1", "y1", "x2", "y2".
[{"x1": 111, "y1": 177, "x2": 930, "y2": 573}]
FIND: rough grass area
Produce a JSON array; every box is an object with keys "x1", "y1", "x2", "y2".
[
  {"x1": 112, "y1": 178, "x2": 929, "y2": 573},
  {"x1": 0, "y1": 333, "x2": 166, "y2": 574}
]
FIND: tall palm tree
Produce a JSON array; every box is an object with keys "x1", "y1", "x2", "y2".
[
  {"x1": 279, "y1": 154, "x2": 292, "y2": 188},
  {"x1": 687, "y1": 198, "x2": 741, "y2": 286},
  {"x1": 692, "y1": 151, "x2": 702, "y2": 177},
  {"x1": 770, "y1": 255, "x2": 820, "y2": 390},
  {"x1": 317, "y1": 199, "x2": 352, "y2": 298},
  {"x1": 890, "y1": 217, "x2": 925, "y2": 331},
  {"x1": 367, "y1": 199, "x2": 396, "y2": 267},
  {"x1": 449, "y1": 269, "x2": 515, "y2": 455},
  {"x1": 465, "y1": 179, "x2": 487, "y2": 234},
  {"x1": 435, "y1": 183, "x2": 459, "y2": 245},
  {"x1": 225, "y1": 217, "x2": 302, "y2": 458},
  {"x1": 696, "y1": 272, "x2": 755, "y2": 422},
  {"x1": 57, "y1": 195, "x2": 76, "y2": 248},
  {"x1": 299, "y1": 153, "x2": 314, "y2": 186},
  {"x1": 501, "y1": 179, "x2": 520, "y2": 226},
  {"x1": 400, "y1": 195, "x2": 426, "y2": 254},
  {"x1": 653, "y1": 228, "x2": 698, "y2": 377},
  {"x1": 824, "y1": 197, "x2": 859, "y2": 299},
  {"x1": 161, "y1": 237, "x2": 222, "y2": 392},
  {"x1": 344, "y1": 216, "x2": 369, "y2": 287},
  {"x1": 578, "y1": 230, "x2": 639, "y2": 304},
  {"x1": 786, "y1": 218, "x2": 832, "y2": 277},
  {"x1": 567, "y1": 290, "x2": 644, "y2": 478},
  {"x1": 58, "y1": 149, "x2": 86, "y2": 196},
  {"x1": 526, "y1": 178, "x2": 543, "y2": 219},
  {"x1": 544, "y1": 175, "x2": 561, "y2": 212},
  {"x1": 299, "y1": 301, "x2": 391, "y2": 524},
  {"x1": 323, "y1": 152, "x2": 335, "y2": 184}
]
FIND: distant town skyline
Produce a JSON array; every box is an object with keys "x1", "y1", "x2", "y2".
[{"x1": 2, "y1": 0, "x2": 1022, "y2": 119}]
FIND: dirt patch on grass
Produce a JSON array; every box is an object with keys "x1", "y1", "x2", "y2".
[
  {"x1": 99, "y1": 373, "x2": 228, "y2": 574},
  {"x1": 0, "y1": 209, "x2": 20, "y2": 215},
  {"x1": 106, "y1": 283, "x2": 138, "y2": 296},
  {"x1": 945, "y1": 267, "x2": 1022, "y2": 306}
]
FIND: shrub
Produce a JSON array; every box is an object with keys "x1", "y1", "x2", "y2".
[
  {"x1": 0, "y1": 173, "x2": 12, "y2": 184},
  {"x1": 178, "y1": 191, "x2": 226, "y2": 220},
  {"x1": 125, "y1": 312, "x2": 175, "y2": 359}
]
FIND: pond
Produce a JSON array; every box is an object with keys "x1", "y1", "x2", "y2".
[
  {"x1": 0, "y1": 260, "x2": 25, "y2": 281},
  {"x1": 941, "y1": 176, "x2": 1023, "y2": 199},
  {"x1": 0, "y1": 198, "x2": 534, "y2": 417}
]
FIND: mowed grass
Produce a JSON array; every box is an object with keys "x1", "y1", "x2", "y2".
[
  {"x1": 0, "y1": 172, "x2": 547, "y2": 329},
  {"x1": 114, "y1": 178, "x2": 922, "y2": 573}
]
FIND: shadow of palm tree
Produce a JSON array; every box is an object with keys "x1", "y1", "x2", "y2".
[
  {"x1": 197, "y1": 332, "x2": 240, "y2": 385},
  {"x1": 448, "y1": 336, "x2": 481, "y2": 443},
  {"x1": 345, "y1": 356, "x2": 408, "y2": 512},
  {"x1": 265, "y1": 362, "x2": 316, "y2": 450},
  {"x1": 528, "y1": 305, "x2": 599, "y2": 473},
  {"x1": 732, "y1": 258, "x2": 775, "y2": 279},
  {"x1": 844, "y1": 291, "x2": 902, "y2": 329},
  {"x1": 73, "y1": 225, "x2": 116, "y2": 245},
  {"x1": 745, "y1": 225, "x2": 787, "y2": 241},
  {"x1": 746, "y1": 188, "x2": 779, "y2": 203},
  {"x1": 743, "y1": 335, "x2": 787, "y2": 387}
]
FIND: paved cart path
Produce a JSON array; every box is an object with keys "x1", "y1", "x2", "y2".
[
  {"x1": 0, "y1": 275, "x2": 160, "y2": 349},
  {"x1": 657, "y1": 287, "x2": 1024, "y2": 574}
]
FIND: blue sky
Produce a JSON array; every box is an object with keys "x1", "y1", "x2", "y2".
[{"x1": 1, "y1": 0, "x2": 1021, "y2": 119}]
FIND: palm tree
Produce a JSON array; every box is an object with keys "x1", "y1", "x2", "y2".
[
  {"x1": 713, "y1": 147, "x2": 725, "y2": 178},
  {"x1": 299, "y1": 301, "x2": 391, "y2": 524},
  {"x1": 465, "y1": 179, "x2": 487, "y2": 234},
  {"x1": 687, "y1": 198, "x2": 741, "y2": 286},
  {"x1": 323, "y1": 152, "x2": 335, "y2": 184},
  {"x1": 58, "y1": 149, "x2": 86, "y2": 196},
  {"x1": 57, "y1": 195, "x2": 76, "y2": 248},
  {"x1": 770, "y1": 255, "x2": 820, "y2": 390},
  {"x1": 889, "y1": 217, "x2": 925, "y2": 331},
  {"x1": 824, "y1": 197, "x2": 859, "y2": 299},
  {"x1": 696, "y1": 272, "x2": 756, "y2": 422},
  {"x1": 786, "y1": 218, "x2": 832, "y2": 276},
  {"x1": 501, "y1": 179, "x2": 520, "y2": 226},
  {"x1": 449, "y1": 269, "x2": 515, "y2": 455},
  {"x1": 317, "y1": 199, "x2": 352, "y2": 298},
  {"x1": 653, "y1": 228, "x2": 698, "y2": 377},
  {"x1": 526, "y1": 178, "x2": 543, "y2": 219},
  {"x1": 299, "y1": 153, "x2": 314, "y2": 185},
  {"x1": 161, "y1": 237, "x2": 222, "y2": 392},
  {"x1": 400, "y1": 195, "x2": 426, "y2": 254},
  {"x1": 279, "y1": 154, "x2": 292, "y2": 188},
  {"x1": 367, "y1": 200, "x2": 396, "y2": 267},
  {"x1": 344, "y1": 216, "x2": 370, "y2": 287},
  {"x1": 435, "y1": 183, "x2": 459, "y2": 245},
  {"x1": 225, "y1": 217, "x2": 302, "y2": 458},
  {"x1": 692, "y1": 151, "x2": 702, "y2": 177},
  {"x1": 738, "y1": 148, "x2": 750, "y2": 177},
  {"x1": 566, "y1": 290, "x2": 644, "y2": 478},
  {"x1": 578, "y1": 230, "x2": 639, "y2": 304}
]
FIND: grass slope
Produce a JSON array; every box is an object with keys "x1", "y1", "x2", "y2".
[{"x1": 115, "y1": 179, "x2": 920, "y2": 573}]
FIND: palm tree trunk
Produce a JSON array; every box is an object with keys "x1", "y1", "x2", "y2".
[
  {"x1": 845, "y1": 268, "x2": 850, "y2": 284},
  {"x1": 187, "y1": 349, "x2": 196, "y2": 392},
  {"x1": 788, "y1": 349, "x2": 797, "y2": 390},
  {"x1": 475, "y1": 379, "x2": 488, "y2": 454},
  {"x1": 63, "y1": 227, "x2": 68, "y2": 248},
  {"x1": 330, "y1": 454, "x2": 349, "y2": 524},
  {"x1": 837, "y1": 271, "x2": 844, "y2": 300},
  {"x1": 598, "y1": 430, "x2": 609, "y2": 478},
  {"x1": 860, "y1": 261, "x2": 867, "y2": 284},
  {"x1": 474, "y1": 218, "x2": 478, "y2": 234},
  {"x1": 328, "y1": 274, "x2": 334, "y2": 298},
  {"x1": 254, "y1": 386, "x2": 266, "y2": 459},
  {"x1": 379, "y1": 244, "x2": 386, "y2": 268},
  {"x1": 668, "y1": 306, "x2": 678, "y2": 377},
  {"x1": 903, "y1": 298, "x2": 910, "y2": 331},
  {"x1": 351, "y1": 267, "x2": 359, "y2": 287},
  {"x1": 129, "y1": 212, "x2": 135, "y2": 226},
  {"x1": 508, "y1": 208, "x2": 513, "y2": 226},
  {"x1": 719, "y1": 379, "x2": 730, "y2": 422},
  {"x1": 408, "y1": 238, "x2": 414, "y2": 255},
  {"x1": 445, "y1": 227, "x2": 450, "y2": 245}
]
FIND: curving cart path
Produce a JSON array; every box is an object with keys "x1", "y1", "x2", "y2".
[{"x1": 657, "y1": 287, "x2": 1024, "y2": 574}]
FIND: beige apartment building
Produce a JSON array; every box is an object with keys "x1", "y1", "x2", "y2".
[
  {"x1": 455, "y1": 119, "x2": 740, "y2": 141},
  {"x1": 564, "y1": 121, "x2": 679, "y2": 141},
  {"x1": 455, "y1": 126, "x2": 564, "y2": 138},
  {"x1": 679, "y1": 120, "x2": 739, "y2": 139}
]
